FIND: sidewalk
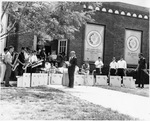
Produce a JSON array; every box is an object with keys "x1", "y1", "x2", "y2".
[{"x1": 47, "y1": 85, "x2": 150, "y2": 121}]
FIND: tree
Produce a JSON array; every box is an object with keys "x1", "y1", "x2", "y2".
[{"x1": 1, "y1": 1, "x2": 101, "y2": 41}]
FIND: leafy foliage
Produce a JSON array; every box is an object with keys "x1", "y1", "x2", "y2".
[{"x1": 1, "y1": 1, "x2": 101, "y2": 41}]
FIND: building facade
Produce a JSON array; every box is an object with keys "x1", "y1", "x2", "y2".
[{"x1": 4, "y1": 2, "x2": 149, "y2": 73}]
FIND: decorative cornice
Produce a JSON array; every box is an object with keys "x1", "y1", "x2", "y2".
[{"x1": 83, "y1": 5, "x2": 149, "y2": 20}]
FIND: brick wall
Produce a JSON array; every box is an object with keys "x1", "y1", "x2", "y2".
[
  {"x1": 7, "y1": 24, "x2": 34, "y2": 52},
  {"x1": 6, "y1": 2, "x2": 149, "y2": 71},
  {"x1": 17, "y1": 32, "x2": 34, "y2": 52},
  {"x1": 69, "y1": 3, "x2": 149, "y2": 71}
]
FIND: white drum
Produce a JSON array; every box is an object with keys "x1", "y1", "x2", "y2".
[
  {"x1": 51, "y1": 74, "x2": 63, "y2": 85},
  {"x1": 17, "y1": 76, "x2": 23, "y2": 87},
  {"x1": 95, "y1": 75, "x2": 108, "y2": 86},
  {"x1": 22, "y1": 73, "x2": 31, "y2": 87},
  {"x1": 123, "y1": 76, "x2": 136, "y2": 88},
  {"x1": 110, "y1": 76, "x2": 122, "y2": 87},
  {"x1": 74, "y1": 75, "x2": 85, "y2": 86},
  {"x1": 84, "y1": 75, "x2": 94, "y2": 86}
]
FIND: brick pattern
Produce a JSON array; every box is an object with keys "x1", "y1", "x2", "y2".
[
  {"x1": 69, "y1": 6, "x2": 149, "y2": 70},
  {"x1": 6, "y1": 3, "x2": 149, "y2": 71}
]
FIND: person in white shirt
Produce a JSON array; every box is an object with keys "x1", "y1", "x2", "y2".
[
  {"x1": 30, "y1": 50, "x2": 38, "y2": 73},
  {"x1": 30, "y1": 51, "x2": 38, "y2": 63},
  {"x1": 2, "y1": 48, "x2": 8, "y2": 62},
  {"x1": 116, "y1": 56, "x2": 127, "y2": 83},
  {"x1": 94, "y1": 57, "x2": 104, "y2": 75},
  {"x1": 44, "y1": 61, "x2": 51, "y2": 72},
  {"x1": 109, "y1": 57, "x2": 117, "y2": 76}
]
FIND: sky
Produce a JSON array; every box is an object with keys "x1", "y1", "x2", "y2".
[{"x1": 98, "y1": 0, "x2": 150, "y2": 8}]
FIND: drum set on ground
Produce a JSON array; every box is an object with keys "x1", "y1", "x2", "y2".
[{"x1": 17, "y1": 71, "x2": 136, "y2": 89}]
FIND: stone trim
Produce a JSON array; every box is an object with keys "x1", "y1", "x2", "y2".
[{"x1": 83, "y1": 5, "x2": 149, "y2": 20}]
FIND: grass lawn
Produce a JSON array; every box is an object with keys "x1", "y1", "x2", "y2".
[
  {"x1": 95, "y1": 84, "x2": 149, "y2": 97},
  {"x1": 0, "y1": 86, "x2": 137, "y2": 120}
]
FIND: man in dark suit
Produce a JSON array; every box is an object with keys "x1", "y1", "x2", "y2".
[
  {"x1": 68, "y1": 51, "x2": 77, "y2": 88},
  {"x1": 136, "y1": 53, "x2": 147, "y2": 88},
  {"x1": 18, "y1": 47, "x2": 25, "y2": 75}
]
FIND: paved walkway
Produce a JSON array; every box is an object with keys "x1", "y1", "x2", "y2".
[{"x1": 47, "y1": 85, "x2": 150, "y2": 121}]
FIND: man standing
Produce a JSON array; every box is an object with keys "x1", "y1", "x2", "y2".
[
  {"x1": 18, "y1": 47, "x2": 25, "y2": 75},
  {"x1": 4, "y1": 46, "x2": 14, "y2": 87},
  {"x1": 109, "y1": 57, "x2": 117, "y2": 76},
  {"x1": 68, "y1": 51, "x2": 77, "y2": 88},
  {"x1": 116, "y1": 56, "x2": 127, "y2": 84},
  {"x1": 40, "y1": 48, "x2": 46, "y2": 67},
  {"x1": 94, "y1": 57, "x2": 104, "y2": 75},
  {"x1": 136, "y1": 53, "x2": 147, "y2": 88},
  {"x1": 1, "y1": 48, "x2": 8, "y2": 84}
]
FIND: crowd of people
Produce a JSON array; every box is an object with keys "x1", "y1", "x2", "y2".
[
  {"x1": 1, "y1": 46, "x2": 147, "y2": 88},
  {"x1": 1, "y1": 46, "x2": 67, "y2": 87}
]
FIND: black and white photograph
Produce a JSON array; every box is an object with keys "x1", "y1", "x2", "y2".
[{"x1": 0, "y1": 0, "x2": 150, "y2": 120}]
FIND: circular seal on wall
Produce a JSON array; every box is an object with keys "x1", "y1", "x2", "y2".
[
  {"x1": 87, "y1": 31, "x2": 102, "y2": 47},
  {"x1": 127, "y1": 36, "x2": 139, "y2": 52}
]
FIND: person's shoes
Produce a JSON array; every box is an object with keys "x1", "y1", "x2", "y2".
[{"x1": 141, "y1": 86, "x2": 144, "y2": 88}]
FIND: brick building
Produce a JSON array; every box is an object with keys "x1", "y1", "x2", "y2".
[{"x1": 5, "y1": 2, "x2": 149, "y2": 73}]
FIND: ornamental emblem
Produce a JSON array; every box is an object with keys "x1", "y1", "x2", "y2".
[
  {"x1": 127, "y1": 36, "x2": 139, "y2": 52},
  {"x1": 87, "y1": 31, "x2": 102, "y2": 47}
]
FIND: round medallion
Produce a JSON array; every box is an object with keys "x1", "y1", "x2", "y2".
[
  {"x1": 127, "y1": 36, "x2": 139, "y2": 52},
  {"x1": 87, "y1": 31, "x2": 102, "y2": 47}
]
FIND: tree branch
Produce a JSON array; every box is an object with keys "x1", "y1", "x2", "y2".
[
  {"x1": 1, "y1": 21, "x2": 16, "y2": 37},
  {"x1": 1, "y1": 2, "x2": 10, "y2": 20},
  {"x1": 0, "y1": 30, "x2": 32, "y2": 40},
  {"x1": 1, "y1": 2, "x2": 28, "y2": 38}
]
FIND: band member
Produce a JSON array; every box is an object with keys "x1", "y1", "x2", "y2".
[
  {"x1": 135, "y1": 53, "x2": 147, "y2": 88},
  {"x1": 25, "y1": 50, "x2": 32, "y2": 73},
  {"x1": 116, "y1": 56, "x2": 127, "y2": 84},
  {"x1": 4, "y1": 46, "x2": 14, "y2": 87},
  {"x1": 37, "y1": 49, "x2": 42, "y2": 59},
  {"x1": 109, "y1": 57, "x2": 117, "y2": 76},
  {"x1": 1, "y1": 48, "x2": 8, "y2": 84},
  {"x1": 2, "y1": 47, "x2": 8, "y2": 62},
  {"x1": 30, "y1": 50, "x2": 38, "y2": 73},
  {"x1": 94, "y1": 57, "x2": 104, "y2": 75},
  {"x1": 68, "y1": 51, "x2": 77, "y2": 88},
  {"x1": 45, "y1": 61, "x2": 51, "y2": 72},
  {"x1": 50, "y1": 51, "x2": 57, "y2": 66},
  {"x1": 81, "y1": 58, "x2": 90, "y2": 75},
  {"x1": 57, "y1": 52, "x2": 63, "y2": 67},
  {"x1": 40, "y1": 48, "x2": 46, "y2": 67},
  {"x1": 24, "y1": 47, "x2": 30, "y2": 62},
  {"x1": 17, "y1": 47, "x2": 25, "y2": 75}
]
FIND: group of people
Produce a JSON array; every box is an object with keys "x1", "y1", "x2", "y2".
[
  {"x1": 93, "y1": 54, "x2": 147, "y2": 88},
  {"x1": 67, "y1": 52, "x2": 147, "y2": 88},
  {"x1": 1, "y1": 46, "x2": 147, "y2": 88},
  {"x1": 2, "y1": 46, "x2": 44, "y2": 86},
  {"x1": 1, "y1": 45, "x2": 70, "y2": 87}
]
